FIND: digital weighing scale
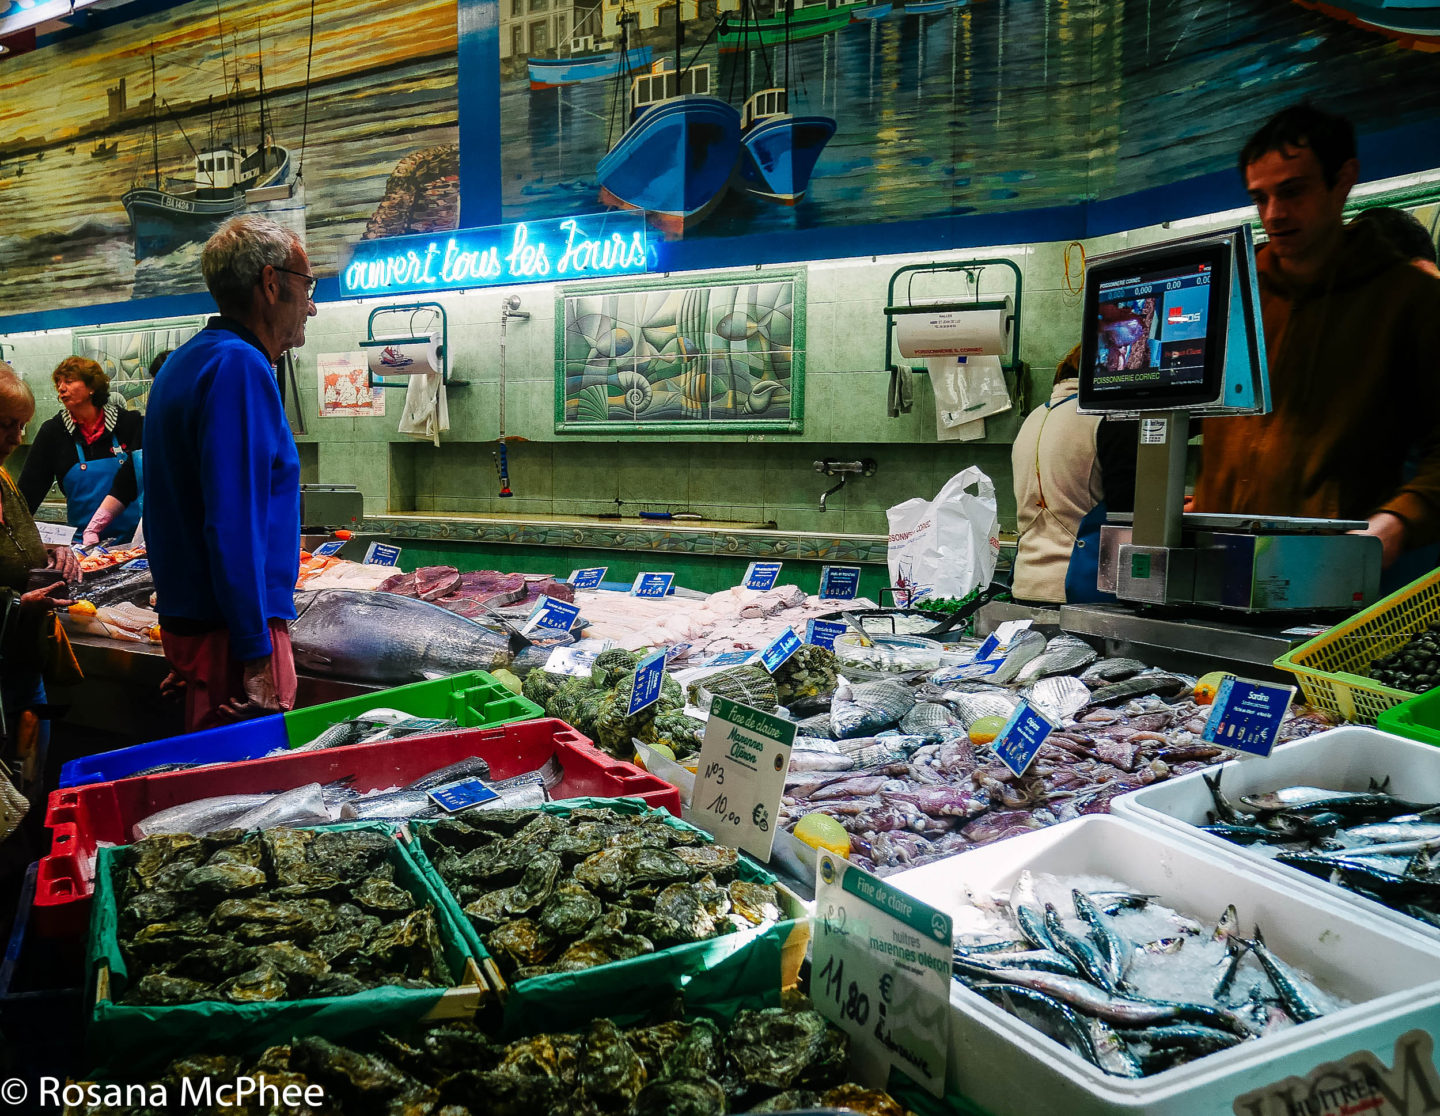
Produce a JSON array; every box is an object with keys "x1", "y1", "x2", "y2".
[{"x1": 1075, "y1": 225, "x2": 1382, "y2": 612}]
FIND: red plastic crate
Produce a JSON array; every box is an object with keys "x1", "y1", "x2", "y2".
[{"x1": 34, "y1": 718, "x2": 679, "y2": 939}]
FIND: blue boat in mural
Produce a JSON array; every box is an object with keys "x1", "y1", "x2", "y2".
[
  {"x1": 528, "y1": 42, "x2": 654, "y2": 90},
  {"x1": 597, "y1": 61, "x2": 741, "y2": 233},
  {"x1": 850, "y1": 3, "x2": 894, "y2": 20},
  {"x1": 736, "y1": 88, "x2": 836, "y2": 204},
  {"x1": 1296, "y1": 0, "x2": 1440, "y2": 49}
]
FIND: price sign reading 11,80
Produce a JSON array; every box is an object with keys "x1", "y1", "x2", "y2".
[
  {"x1": 813, "y1": 852, "x2": 952, "y2": 1098},
  {"x1": 689, "y1": 696, "x2": 795, "y2": 861}
]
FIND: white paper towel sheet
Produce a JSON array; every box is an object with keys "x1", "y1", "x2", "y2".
[{"x1": 896, "y1": 296, "x2": 1012, "y2": 358}]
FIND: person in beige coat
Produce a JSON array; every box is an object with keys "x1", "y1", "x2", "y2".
[{"x1": 1010, "y1": 345, "x2": 1136, "y2": 604}]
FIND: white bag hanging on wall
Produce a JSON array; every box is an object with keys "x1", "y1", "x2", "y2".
[{"x1": 886, "y1": 466, "x2": 1000, "y2": 604}]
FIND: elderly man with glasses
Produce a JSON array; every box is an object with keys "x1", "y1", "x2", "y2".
[{"x1": 143, "y1": 214, "x2": 316, "y2": 732}]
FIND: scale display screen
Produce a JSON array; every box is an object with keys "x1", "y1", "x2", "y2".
[{"x1": 1078, "y1": 243, "x2": 1231, "y2": 412}]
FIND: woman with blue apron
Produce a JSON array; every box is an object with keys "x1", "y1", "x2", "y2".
[{"x1": 17, "y1": 356, "x2": 144, "y2": 544}]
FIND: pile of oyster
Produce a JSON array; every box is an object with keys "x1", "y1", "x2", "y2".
[
  {"x1": 416, "y1": 807, "x2": 784, "y2": 981},
  {"x1": 73, "y1": 1005, "x2": 909, "y2": 1116},
  {"x1": 111, "y1": 827, "x2": 453, "y2": 1005}
]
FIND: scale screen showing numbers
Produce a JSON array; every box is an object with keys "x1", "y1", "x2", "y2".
[{"x1": 813, "y1": 852, "x2": 952, "y2": 1096}]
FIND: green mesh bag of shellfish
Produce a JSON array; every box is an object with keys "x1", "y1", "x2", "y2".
[
  {"x1": 405, "y1": 797, "x2": 809, "y2": 1038},
  {"x1": 85, "y1": 822, "x2": 486, "y2": 1076}
]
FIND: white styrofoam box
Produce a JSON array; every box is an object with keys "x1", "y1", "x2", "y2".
[
  {"x1": 888, "y1": 814, "x2": 1440, "y2": 1116},
  {"x1": 1112, "y1": 725, "x2": 1440, "y2": 943}
]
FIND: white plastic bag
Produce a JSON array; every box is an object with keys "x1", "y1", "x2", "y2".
[{"x1": 886, "y1": 467, "x2": 1000, "y2": 604}]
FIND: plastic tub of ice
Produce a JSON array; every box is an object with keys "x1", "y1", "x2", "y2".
[
  {"x1": 888, "y1": 814, "x2": 1440, "y2": 1116},
  {"x1": 1112, "y1": 724, "x2": 1440, "y2": 944},
  {"x1": 832, "y1": 632, "x2": 944, "y2": 674}
]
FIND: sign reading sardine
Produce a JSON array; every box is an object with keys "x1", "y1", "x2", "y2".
[{"x1": 340, "y1": 213, "x2": 652, "y2": 298}]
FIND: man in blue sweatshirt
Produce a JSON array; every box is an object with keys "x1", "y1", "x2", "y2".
[{"x1": 144, "y1": 214, "x2": 314, "y2": 731}]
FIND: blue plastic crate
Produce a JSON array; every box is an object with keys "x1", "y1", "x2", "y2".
[{"x1": 58, "y1": 714, "x2": 289, "y2": 788}]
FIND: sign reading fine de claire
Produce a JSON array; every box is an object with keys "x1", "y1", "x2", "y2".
[{"x1": 340, "y1": 213, "x2": 652, "y2": 298}]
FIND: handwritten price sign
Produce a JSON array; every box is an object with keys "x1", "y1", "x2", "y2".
[
  {"x1": 814, "y1": 852, "x2": 952, "y2": 1097},
  {"x1": 689, "y1": 696, "x2": 796, "y2": 860}
]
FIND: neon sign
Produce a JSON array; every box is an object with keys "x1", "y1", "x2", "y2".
[{"x1": 340, "y1": 213, "x2": 652, "y2": 298}]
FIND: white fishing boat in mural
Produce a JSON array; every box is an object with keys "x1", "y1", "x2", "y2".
[{"x1": 120, "y1": 51, "x2": 294, "y2": 260}]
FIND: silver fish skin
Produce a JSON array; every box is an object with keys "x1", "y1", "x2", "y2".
[
  {"x1": 1213, "y1": 935, "x2": 1250, "y2": 1004},
  {"x1": 1246, "y1": 927, "x2": 1325, "y2": 1023},
  {"x1": 342, "y1": 789, "x2": 438, "y2": 821},
  {"x1": 959, "y1": 946, "x2": 1082, "y2": 978},
  {"x1": 1072, "y1": 889, "x2": 1128, "y2": 984},
  {"x1": 402, "y1": 757, "x2": 494, "y2": 792},
  {"x1": 1241, "y1": 786, "x2": 1439, "y2": 814},
  {"x1": 1212, "y1": 904, "x2": 1240, "y2": 943},
  {"x1": 952, "y1": 959, "x2": 1255, "y2": 1034},
  {"x1": 132, "y1": 793, "x2": 275, "y2": 840},
  {"x1": 1016, "y1": 905, "x2": 1059, "y2": 953},
  {"x1": 1014, "y1": 635, "x2": 1099, "y2": 685},
  {"x1": 291, "y1": 719, "x2": 367, "y2": 753},
  {"x1": 969, "y1": 983, "x2": 1103, "y2": 1069},
  {"x1": 1345, "y1": 821, "x2": 1440, "y2": 843},
  {"x1": 1043, "y1": 903, "x2": 1119, "y2": 992},
  {"x1": 789, "y1": 750, "x2": 856, "y2": 772},
  {"x1": 991, "y1": 629, "x2": 1049, "y2": 685},
  {"x1": 1088, "y1": 1018, "x2": 1146, "y2": 1079},
  {"x1": 227, "y1": 783, "x2": 333, "y2": 832},
  {"x1": 1023, "y1": 674, "x2": 1092, "y2": 723},
  {"x1": 1079, "y1": 657, "x2": 1149, "y2": 685},
  {"x1": 290, "y1": 589, "x2": 511, "y2": 684},
  {"x1": 951, "y1": 690, "x2": 1021, "y2": 730}
]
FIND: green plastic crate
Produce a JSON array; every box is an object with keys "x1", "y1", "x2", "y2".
[
  {"x1": 281, "y1": 670, "x2": 541, "y2": 749},
  {"x1": 1376, "y1": 686, "x2": 1440, "y2": 747}
]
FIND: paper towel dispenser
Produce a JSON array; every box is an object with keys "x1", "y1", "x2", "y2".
[
  {"x1": 892, "y1": 297, "x2": 1014, "y2": 359},
  {"x1": 364, "y1": 302, "x2": 467, "y2": 391}
]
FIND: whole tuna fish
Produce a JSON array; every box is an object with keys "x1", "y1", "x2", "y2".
[{"x1": 290, "y1": 589, "x2": 512, "y2": 684}]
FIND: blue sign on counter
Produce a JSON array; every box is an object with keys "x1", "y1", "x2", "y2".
[
  {"x1": 428, "y1": 777, "x2": 500, "y2": 812},
  {"x1": 664, "y1": 642, "x2": 692, "y2": 662},
  {"x1": 312, "y1": 540, "x2": 347, "y2": 558},
  {"x1": 706, "y1": 650, "x2": 757, "y2": 668},
  {"x1": 569, "y1": 566, "x2": 608, "y2": 589},
  {"x1": 743, "y1": 562, "x2": 783, "y2": 592},
  {"x1": 759, "y1": 627, "x2": 803, "y2": 673},
  {"x1": 524, "y1": 594, "x2": 581, "y2": 635},
  {"x1": 121, "y1": 558, "x2": 150, "y2": 571},
  {"x1": 631, "y1": 571, "x2": 675, "y2": 598},
  {"x1": 806, "y1": 619, "x2": 850, "y2": 651},
  {"x1": 363, "y1": 542, "x2": 403, "y2": 566},
  {"x1": 993, "y1": 701, "x2": 1056, "y2": 778},
  {"x1": 628, "y1": 649, "x2": 667, "y2": 714},
  {"x1": 1203, "y1": 676, "x2": 1295, "y2": 757},
  {"x1": 819, "y1": 565, "x2": 862, "y2": 600}
]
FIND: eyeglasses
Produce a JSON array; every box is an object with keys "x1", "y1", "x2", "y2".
[{"x1": 273, "y1": 265, "x2": 317, "y2": 299}]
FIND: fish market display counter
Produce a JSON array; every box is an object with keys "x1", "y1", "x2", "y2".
[
  {"x1": 1060, "y1": 603, "x2": 1310, "y2": 683},
  {"x1": 51, "y1": 631, "x2": 377, "y2": 743}
]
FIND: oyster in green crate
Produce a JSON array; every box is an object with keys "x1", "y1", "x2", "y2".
[
  {"x1": 674, "y1": 845, "x2": 739, "y2": 880},
  {"x1": 728, "y1": 880, "x2": 782, "y2": 927},
  {"x1": 633, "y1": 1075, "x2": 727, "y2": 1116},
  {"x1": 578, "y1": 1019, "x2": 646, "y2": 1104},
  {"x1": 537, "y1": 882, "x2": 602, "y2": 938},
  {"x1": 181, "y1": 860, "x2": 268, "y2": 896},
  {"x1": 122, "y1": 973, "x2": 215, "y2": 1005},
  {"x1": 211, "y1": 897, "x2": 337, "y2": 943},
  {"x1": 727, "y1": 1007, "x2": 849, "y2": 1092},
  {"x1": 488, "y1": 918, "x2": 556, "y2": 970},
  {"x1": 218, "y1": 960, "x2": 289, "y2": 1003},
  {"x1": 353, "y1": 875, "x2": 418, "y2": 914}
]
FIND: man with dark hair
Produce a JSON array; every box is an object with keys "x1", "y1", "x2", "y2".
[
  {"x1": 1194, "y1": 104, "x2": 1440, "y2": 577},
  {"x1": 144, "y1": 215, "x2": 315, "y2": 731}
]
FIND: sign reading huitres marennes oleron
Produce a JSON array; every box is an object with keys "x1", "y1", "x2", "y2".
[{"x1": 690, "y1": 696, "x2": 796, "y2": 861}]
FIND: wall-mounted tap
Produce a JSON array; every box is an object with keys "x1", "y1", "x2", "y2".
[{"x1": 814, "y1": 458, "x2": 877, "y2": 512}]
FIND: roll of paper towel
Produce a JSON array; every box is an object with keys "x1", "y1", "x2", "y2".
[
  {"x1": 367, "y1": 334, "x2": 442, "y2": 378},
  {"x1": 896, "y1": 297, "x2": 1012, "y2": 358}
]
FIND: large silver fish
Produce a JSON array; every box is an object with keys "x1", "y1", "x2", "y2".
[
  {"x1": 1023, "y1": 675, "x2": 1091, "y2": 722},
  {"x1": 991, "y1": 629, "x2": 1049, "y2": 685},
  {"x1": 1080, "y1": 658, "x2": 1149, "y2": 685},
  {"x1": 290, "y1": 589, "x2": 512, "y2": 684},
  {"x1": 1014, "y1": 635, "x2": 1098, "y2": 685}
]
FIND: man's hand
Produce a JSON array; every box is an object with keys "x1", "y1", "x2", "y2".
[
  {"x1": 1353, "y1": 511, "x2": 1407, "y2": 569},
  {"x1": 158, "y1": 670, "x2": 187, "y2": 700},
  {"x1": 218, "y1": 655, "x2": 290, "y2": 720},
  {"x1": 46, "y1": 545, "x2": 82, "y2": 584},
  {"x1": 19, "y1": 580, "x2": 71, "y2": 612}
]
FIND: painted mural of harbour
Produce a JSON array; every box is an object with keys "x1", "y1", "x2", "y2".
[
  {"x1": 501, "y1": 0, "x2": 1440, "y2": 238},
  {"x1": 0, "y1": 0, "x2": 457, "y2": 317}
]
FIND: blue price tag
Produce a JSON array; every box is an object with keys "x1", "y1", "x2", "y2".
[
  {"x1": 1202, "y1": 676, "x2": 1296, "y2": 757},
  {"x1": 313, "y1": 540, "x2": 346, "y2": 558},
  {"x1": 631, "y1": 572, "x2": 675, "y2": 598},
  {"x1": 993, "y1": 701, "x2": 1056, "y2": 778},
  {"x1": 759, "y1": 627, "x2": 803, "y2": 673},
  {"x1": 524, "y1": 594, "x2": 581, "y2": 635},
  {"x1": 569, "y1": 566, "x2": 608, "y2": 589},
  {"x1": 120, "y1": 558, "x2": 150, "y2": 571},
  {"x1": 806, "y1": 619, "x2": 850, "y2": 651},
  {"x1": 819, "y1": 565, "x2": 862, "y2": 600},
  {"x1": 427, "y1": 777, "x2": 500, "y2": 812},
  {"x1": 975, "y1": 632, "x2": 1002, "y2": 661},
  {"x1": 628, "y1": 649, "x2": 667, "y2": 715},
  {"x1": 706, "y1": 650, "x2": 757, "y2": 667},
  {"x1": 743, "y1": 561, "x2": 783, "y2": 592},
  {"x1": 363, "y1": 542, "x2": 403, "y2": 567},
  {"x1": 664, "y1": 642, "x2": 692, "y2": 662}
]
